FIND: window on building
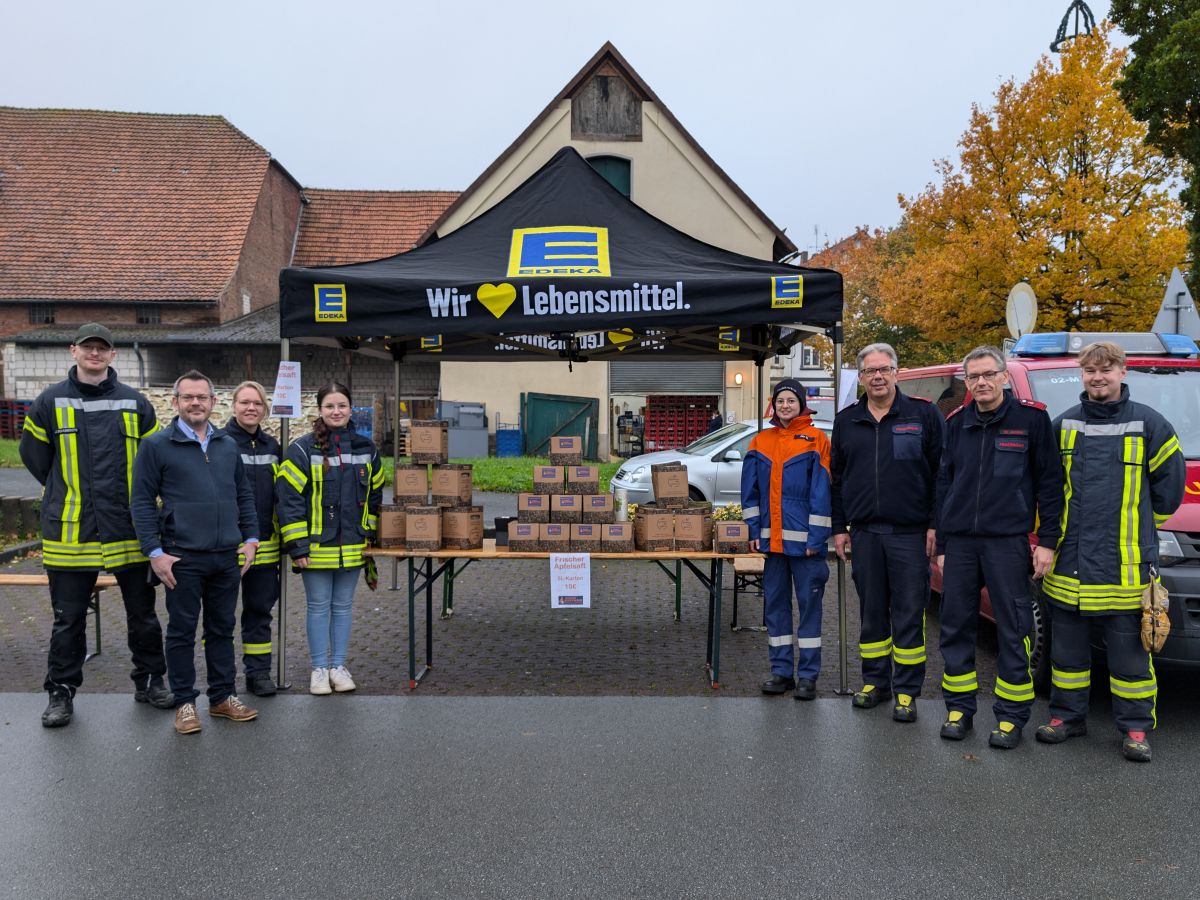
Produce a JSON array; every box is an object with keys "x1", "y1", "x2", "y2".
[
  {"x1": 136, "y1": 305, "x2": 161, "y2": 325},
  {"x1": 29, "y1": 303, "x2": 55, "y2": 324},
  {"x1": 587, "y1": 155, "x2": 632, "y2": 197}
]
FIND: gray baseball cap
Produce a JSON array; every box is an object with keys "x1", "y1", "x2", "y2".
[{"x1": 72, "y1": 323, "x2": 115, "y2": 348}]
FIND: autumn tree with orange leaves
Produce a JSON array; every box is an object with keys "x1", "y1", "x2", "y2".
[{"x1": 880, "y1": 25, "x2": 1188, "y2": 351}]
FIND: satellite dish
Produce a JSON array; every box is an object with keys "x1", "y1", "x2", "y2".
[{"x1": 1006, "y1": 283, "x2": 1038, "y2": 338}]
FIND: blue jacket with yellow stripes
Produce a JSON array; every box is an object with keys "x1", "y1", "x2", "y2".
[
  {"x1": 276, "y1": 427, "x2": 384, "y2": 570},
  {"x1": 19, "y1": 366, "x2": 160, "y2": 571},
  {"x1": 1044, "y1": 385, "x2": 1186, "y2": 615},
  {"x1": 740, "y1": 414, "x2": 833, "y2": 556},
  {"x1": 218, "y1": 418, "x2": 282, "y2": 567}
]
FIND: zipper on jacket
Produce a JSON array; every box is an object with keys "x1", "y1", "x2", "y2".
[
  {"x1": 873, "y1": 421, "x2": 880, "y2": 520},
  {"x1": 974, "y1": 419, "x2": 988, "y2": 533}
]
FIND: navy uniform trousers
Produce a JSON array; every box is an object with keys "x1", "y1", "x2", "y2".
[
  {"x1": 239, "y1": 564, "x2": 279, "y2": 679},
  {"x1": 850, "y1": 528, "x2": 929, "y2": 696},
  {"x1": 939, "y1": 534, "x2": 1036, "y2": 727},
  {"x1": 1048, "y1": 604, "x2": 1155, "y2": 734},
  {"x1": 764, "y1": 553, "x2": 828, "y2": 681}
]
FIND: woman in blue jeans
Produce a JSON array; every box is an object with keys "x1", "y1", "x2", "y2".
[{"x1": 277, "y1": 382, "x2": 384, "y2": 695}]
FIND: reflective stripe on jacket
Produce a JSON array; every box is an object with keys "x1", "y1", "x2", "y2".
[
  {"x1": 19, "y1": 366, "x2": 160, "y2": 570},
  {"x1": 219, "y1": 419, "x2": 282, "y2": 566},
  {"x1": 1044, "y1": 387, "x2": 1186, "y2": 615},
  {"x1": 276, "y1": 428, "x2": 384, "y2": 569},
  {"x1": 740, "y1": 414, "x2": 832, "y2": 556}
]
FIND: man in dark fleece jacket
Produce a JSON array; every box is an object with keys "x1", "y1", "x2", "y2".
[{"x1": 131, "y1": 370, "x2": 260, "y2": 736}]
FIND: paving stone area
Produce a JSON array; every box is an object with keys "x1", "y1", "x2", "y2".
[{"x1": 0, "y1": 549, "x2": 1002, "y2": 700}]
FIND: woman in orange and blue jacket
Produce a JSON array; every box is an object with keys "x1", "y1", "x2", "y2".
[{"x1": 741, "y1": 378, "x2": 832, "y2": 700}]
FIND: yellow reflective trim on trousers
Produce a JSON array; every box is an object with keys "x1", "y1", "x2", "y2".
[
  {"x1": 995, "y1": 676, "x2": 1035, "y2": 702},
  {"x1": 1052, "y1": 667, "x2": 1091, "y2": 689},
  {"x1": 23, "y1": 418, "x2": 49, "y2": 443},
  {"x1": 942, "y1": 671, "x2": 978, "y2": 692},
  {"x1": 892, "y1": 644, "x2": 927, "y2": 665},
  {"x1": 243, "y1": 642, "x2": 272, "y2": 655},
  {"x1": 860, "y1": 637, "x2": 892, "y2": 658},
  {"x1": 1149, "y1": 435, "x2": 1180, "y2": 473}
]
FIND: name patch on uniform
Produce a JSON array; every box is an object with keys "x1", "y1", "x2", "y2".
[
  {"x1": 794, "y1": 434, "x2": 814, "y2": 441},
  {"x1": 996, "y1": 440, "x2": 1027, "y2": 451},
  {"x1": 892, "y1": 424, "x2": 922, "y2": 434},
  {"x1": 999, "y1": 428, "x2": 1028, "y2": 436},
  {"x1": 54, "y1": 428, "x2": 78, "y2": 435}
]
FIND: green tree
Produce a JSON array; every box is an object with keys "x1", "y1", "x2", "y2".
[{"x1": 1110, "y1": 0, "x2": 1200, "y2": 292}]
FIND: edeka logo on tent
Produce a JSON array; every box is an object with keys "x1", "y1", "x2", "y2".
[
  {"x1": 315, "y1": 284, "x2": 348, "y2": 322},
  {"x1": 771, "y1": 275, "x2": 803, "y2": 309},
  {"x1": 507, "y1": 227, "x2": 611, "y2": 277}
]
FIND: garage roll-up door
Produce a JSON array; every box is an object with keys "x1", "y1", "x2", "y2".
[{"x1": 608, "y1": 360, "x2": 724, "y2": 394}]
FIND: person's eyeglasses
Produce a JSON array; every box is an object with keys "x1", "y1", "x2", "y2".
[
  {"x1": 76, "y1": 344, "x2": 112, "y2": 356},
  {"x1": 963, "y1": 370, "x2": 1004, "y2": 385},
  {"x1": 177, "y1": 394, "x2": 212, "y2": 403},
  {"x1": 859, "y1": 366, "x2": 895, "y2": 377}
]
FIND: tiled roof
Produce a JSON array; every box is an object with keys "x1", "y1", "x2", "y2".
[
  {"x1": 0, "y1": 107, "x2": 273, "y2": 302},
  {"x1": 9, "y1": 304, "x2": 281, "y2": 346},
  {"x1": 292, "y1": 189, "x2": 460, "y2": 266}
]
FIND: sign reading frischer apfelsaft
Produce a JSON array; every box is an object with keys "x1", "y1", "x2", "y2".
[{"x1": 278, "y1": 147, "x2": 842, "y2": 357}]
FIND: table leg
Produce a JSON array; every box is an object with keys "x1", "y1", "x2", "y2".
[
  {"x1": 425, "y1": 557, "x2": 434, "y2": 672},
  {"x1": 675, "y1": 560, "x2": 682, "y2": 621},
  {"x1": 407, "y1": 557, "x2": 423, "y2": 688},
  {"x1": 441, "y1": 560, "x2": 454, "y2": 619},
  {"x1": 710, "y1": 559, "x2": 723, "y2": 689}
]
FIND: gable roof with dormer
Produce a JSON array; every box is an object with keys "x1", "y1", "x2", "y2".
[{"x1": 292, "y1": 189, "x2": 460, "y2": 267}]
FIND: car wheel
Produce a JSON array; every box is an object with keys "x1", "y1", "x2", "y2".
[
  {"x1": 1029, "y1": 580, "x2": 1052, "y2": 696},
  {"x1": 688, "y1": 486, "x2": 706, "y2": 503}
]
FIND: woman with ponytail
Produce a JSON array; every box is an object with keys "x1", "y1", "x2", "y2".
[{"x1": 277, "y1": 382, "x2": 384, "y2": 695}]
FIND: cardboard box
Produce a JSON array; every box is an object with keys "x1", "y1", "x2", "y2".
[
  {"x1": 405, "y1": 505, "x2": 442, "y2": 551},
  {"x1": 548, "y1": 435, "x2": 583, "y2": 466},
  {"x1": 539, "y1": 522, "x2": 570, "y2": 553},
  {"x1": 581, "y1": 493, "x2": 614, "y2": 524},
  {"x1": 713, "y1": 521, "x2": 751, "y2": 555},
  {"x1": 651, "y1": 463, "x2": 689, "y2": 508},
  {"x1": 601, "y1": 522, "x2": 634, "y2": 553},
  {"x1": 376, "y1": 503, "x2": 406, "y2": 548},
  {"x1": 634, "y1": 504, "x2": 675, "y2": 551},
  {"x1": 507, "y1": 521, "x2": 540, "y2": 552},
  {"x1": 517, "y1": 492, "x2": 549, "y2": 524},
  {"x1": 393, "y1": 464, "x2": 428, "y2": 506},
  {"x1": 431, "y1": 464, "x2": 472, "y2": 507},
  {"x1": 569, "y1": 523, "x2": 601, "y2": 552},
  {"x1": 532, "y1": 465, "x2": 565, "y2": 495},
  {"x1": 410, "y1": 420, "x2": 449, "y2": 464},
  {"x1": 673, "y1": 504, "x2": 713, "y2": 551},
  {"x1": 565, "y1": 465, "x2": 599, "y2": 495},
  {"x1": 441, "y1": 505, "x2": 483, "y2": 550},
  {"x1": 550, "y1": 494, "x2": 582, "y2": 524}
]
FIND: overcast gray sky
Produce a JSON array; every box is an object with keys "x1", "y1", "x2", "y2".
[{"x1": 6, "y1": 0, "x2": 1120, "y2": 253}]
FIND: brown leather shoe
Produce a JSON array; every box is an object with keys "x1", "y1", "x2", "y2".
[
  {"x1": 174, "y1": 703, "x2": 202, "y2": 735},
  {"x1": 209, "y1": 695, "x2": 258, "y2": 722}
]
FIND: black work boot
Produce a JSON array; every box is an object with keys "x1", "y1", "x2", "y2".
[
  {"x1": 247, "y1": 673, "x2": 278, "y2": 697},
  {"x1": 42, "y1": 692, "x2": 73, "y2": 728},
  {"x1": 135, "y1": 675, "x2": 175, "y2": 709}
]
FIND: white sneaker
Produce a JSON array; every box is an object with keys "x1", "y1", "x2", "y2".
[
  {"x1": 310, "y1": 668, "x2": 332, "y2": 695},
  {"x1": 329, "y1": 665, "x2": 357, "y2": 693}
]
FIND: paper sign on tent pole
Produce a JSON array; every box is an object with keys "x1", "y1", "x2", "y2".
[
  {"x1": 271, "y1": 361, "x2": 302, "y2": 418},
  {"x1": 1152, "y1": 268, "x2": 1200, "y2": 340}
]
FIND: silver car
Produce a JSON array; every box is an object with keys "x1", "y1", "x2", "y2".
[{"x1": 610, "y1": 398, "x2": 834, "y2": 507}]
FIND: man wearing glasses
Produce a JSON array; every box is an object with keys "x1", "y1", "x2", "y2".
[
  {"x1": 935, "y1": 346, "x2": 1063, "y2": 749},
  {"x1": 831, "y1": 343, "x2": 943, "y2": 723},
  {"x1": 131, "y1": 371, "x2": 260, "y2": 735},
  {"x1": 21, "y1": 323, "x2": 171, "y2": 728}
]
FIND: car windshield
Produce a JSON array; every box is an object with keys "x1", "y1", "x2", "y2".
[
  {"x1": 806, "y1": 397, "x2": 834, "y2": 428},
  {"x1": 680, "y1": 422, "x2": 750, "y2": 455},
  {"x1": 1026, "y1": 366, "x2": 1200, "y2": 458}
]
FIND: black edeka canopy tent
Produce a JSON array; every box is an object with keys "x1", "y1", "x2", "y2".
[{"x1": 278, "y1": 147, "x2": 842, "y2": 362}]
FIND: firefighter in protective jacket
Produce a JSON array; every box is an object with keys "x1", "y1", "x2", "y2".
[
  {"x1": 20, "y1": 324, "x2": 170, "y2": 728},
  {"x1": 1037, "y1": 341, "x2": 1185, "y2": 762},
  {"x1": 741, "y1": 378, "x2": 832, "y2": 700}
]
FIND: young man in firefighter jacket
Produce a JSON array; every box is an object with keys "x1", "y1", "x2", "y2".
[
  {"x1": 131, "y1": 371, "x2": 261, "y2": 735},
  {"x1": 832, "y1": 343, "x2": 943, "y2": 723},
  {"x1": 20, "y1": 323, "x2": 172, "y2": 728},
  {"x1": 936, "y1": 346, "x2": 1064, "y2": 749},
  {"x1": 219, "y1": 381, "x2": 283, "y2": 697},
  {"x1": 741, "y1": 378, "x2": 832, "y2": 700},
  {"x1": 1037, "y1": 342, "x2": 1185, "y2": 763}
]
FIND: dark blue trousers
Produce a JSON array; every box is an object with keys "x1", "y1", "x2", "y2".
[
  {"x1": 763, "y1": 553, "x2": 828, "y2": 680},
  {"x1": 239, "y1": 564, "x2": 279, "y2": 677},
  {"x1": 850, "y1": 528, "x2": 929, "y2": 696},
  {"x1": 939, "y1": 535, "x2": 1036, "y2": 727},
  {"x1": 164, "y1": 549, "x2": 240, "y2": 707}
]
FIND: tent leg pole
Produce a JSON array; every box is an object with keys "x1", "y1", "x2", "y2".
[
  {"x1": 755, "y1": 360, "x2": 764, "y2": 432},
  {"x1": 276, "y1": 337, "x2": 291, "y2": 691},
  {"x1": 392, "y1": 357, "x2": 401, "y2": 589},
  {"x1": 833, "y1": 330, "x2": 850, "y2": 696}
]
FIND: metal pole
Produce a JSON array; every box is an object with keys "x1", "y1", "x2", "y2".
[
  {"x1": 833, "y1": 328, "x2": 849, "y2": 695},
  {"x1": 276, "y1": 337, "x2": 291, "y2": 690},
  {"x1": 392, "y1": 356, "x2": 401, "y2": 590}
]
